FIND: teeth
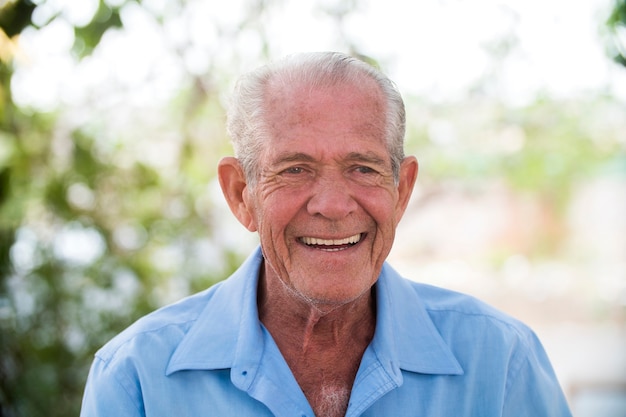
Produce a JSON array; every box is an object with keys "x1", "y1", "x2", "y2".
[{"x1": 301, "y1": 234, "x2": 362, "y2": 246}]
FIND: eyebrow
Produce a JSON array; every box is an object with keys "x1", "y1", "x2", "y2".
[
  {"x1": 271, "y1": 152, "x2": 317, "y2": 165},
  {"x1": 344, "y1": 152, "x2": 387, "y2": 167}
]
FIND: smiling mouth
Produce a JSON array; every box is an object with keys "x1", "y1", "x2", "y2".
[{"x1": 299, "y1": 233, "x2": 363, "y2": 251}]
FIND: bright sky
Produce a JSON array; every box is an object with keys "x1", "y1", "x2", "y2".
[
  {"x1": 10, "y1": 0, "x2": 626, "y2": 111},
  {"x1": 351, "y1": 0, "x2": 625, "y2": 102}
]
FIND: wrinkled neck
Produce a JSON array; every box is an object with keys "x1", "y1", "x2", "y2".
[{"x1": 257, "y1": 261, "x2": 376, "y2": 353}]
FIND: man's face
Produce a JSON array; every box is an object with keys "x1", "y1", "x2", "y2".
[{"x1": 242, "y1": 79, "x2": 416, "y2": 307}]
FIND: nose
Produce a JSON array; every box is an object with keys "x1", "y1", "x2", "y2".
[{"x1": 306, "y1": 174, "x2": 358, "y2": 220}]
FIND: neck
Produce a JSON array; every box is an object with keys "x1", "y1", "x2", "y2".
[{"x1": 257, "y1": 263, "x2": 377, "y2": 354}]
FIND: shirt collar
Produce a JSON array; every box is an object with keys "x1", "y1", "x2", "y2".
[
  {"x1": 166, "y1": 246, "x2": 462, "y2": 376},
  {"x1": 166, "y1": 248, "x2": 264, "y2": 375},
  {"x1": 373, "y1": 263, "x2": 463, "y2": 375}
]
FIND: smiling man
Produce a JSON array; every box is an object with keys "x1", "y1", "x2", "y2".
[{"x1": 81, "y1": 52, "x2": 572, "y2": 417}]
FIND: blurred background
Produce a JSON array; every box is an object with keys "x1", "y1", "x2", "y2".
[{"x1": 0, "y1": 0, "x2": 625, "y2": 416}]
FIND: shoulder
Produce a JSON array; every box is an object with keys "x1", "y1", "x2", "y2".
[
  {"x1": 380, "y1": 271, "x2": 572, "y2": 415},
  {"x1": 93, "y1": 248, "x2": 264, "y2": 371},
  {"x1": 400, "y1": 277, "x2": 536, "y2": 347},
  {"x1": 395, "y1": 278, "x2": 551, "y2": 376},
  {"x1": 412, "y1": 282, "x2": 511, "y2": 317}
]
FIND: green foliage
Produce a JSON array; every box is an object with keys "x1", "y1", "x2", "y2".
[
  {"x1": 0, "y1": 0, "x2": 36, "y2": 37},
  {"x1": 0, "y1": 75, "x2": 245, "y2": 408},
  {"x1": 607, "y1": 0, "x2": 626, "y2": 66},
  {"x1": 0, "y1": 2, "x2": 248, "y2": 416},
  {"x1": 73, "y1": 1, "x2": 124, "y2": 57},
  {"x1": 405, "y1": 95, "x2": 624, "y2": 211}
]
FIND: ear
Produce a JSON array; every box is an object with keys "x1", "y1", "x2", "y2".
[
  {"x1": 394, "y1": 156, "x2": 418, "y2": 222},
  {"x1": 217, "y1": 157, "x2": 258, "y2": 232}
]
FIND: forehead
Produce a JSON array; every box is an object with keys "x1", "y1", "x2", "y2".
[
  {"x1": 267, "y1": 75, "x2": 385, "y2": 115},
  {"x1": 261, "y1": 78, "x2": 388, "y2": 153}
]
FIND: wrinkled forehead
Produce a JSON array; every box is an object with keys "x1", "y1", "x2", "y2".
[
  {"x1": 263, "y1": 76, "x2": 387, "y2": 131},
  {"x1": 254, "y1": 80, "x2": 390, "y2": 169}
]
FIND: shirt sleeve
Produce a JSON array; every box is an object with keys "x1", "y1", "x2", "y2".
[
  {"x1": 80, "y1": 356, "x2": 145, "y2": 417},
  {"x1": 502, "y1": 331, "x2": 573, "y2": 417}
]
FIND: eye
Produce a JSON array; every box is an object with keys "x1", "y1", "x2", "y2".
[
  {"x1": 282, "y1": 166, "x2": 305, "y2": 175},
  {"x1": 354, "y1": 165, "x2": 377, "y2": 174}
]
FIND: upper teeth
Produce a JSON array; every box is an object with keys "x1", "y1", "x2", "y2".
[{"x1": 301, "y1": 234, "x2": 361, "y2": 246}]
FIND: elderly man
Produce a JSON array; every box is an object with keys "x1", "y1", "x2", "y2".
[{"x1": 81, "y1": 52, "x2": 572, "y2": 417}]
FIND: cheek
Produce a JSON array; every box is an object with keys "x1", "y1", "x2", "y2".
[
  {"x1": 360, "y1": 192, "x2": 399, "y2": 226},
  {"x1": 255, "y1": 200, "x2": 296, "y2": 246},
  {"x1": 265, "y1": 188, "x2": 309, "y2": 219},
  {"x1": 245, "y1": 186, "x2": 296, "y2": 232}
]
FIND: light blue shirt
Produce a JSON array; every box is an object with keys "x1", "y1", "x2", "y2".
[{"x1": 81, "y1": 247, "x2": 572, "y2": 416}]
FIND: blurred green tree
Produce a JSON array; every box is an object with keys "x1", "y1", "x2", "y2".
[
  {"x1": 0, "y1": 0, "x2": 261, "y2": 415},
  {"x1": 607, "y1": 0, "x2": 626, "y2": 66}
]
